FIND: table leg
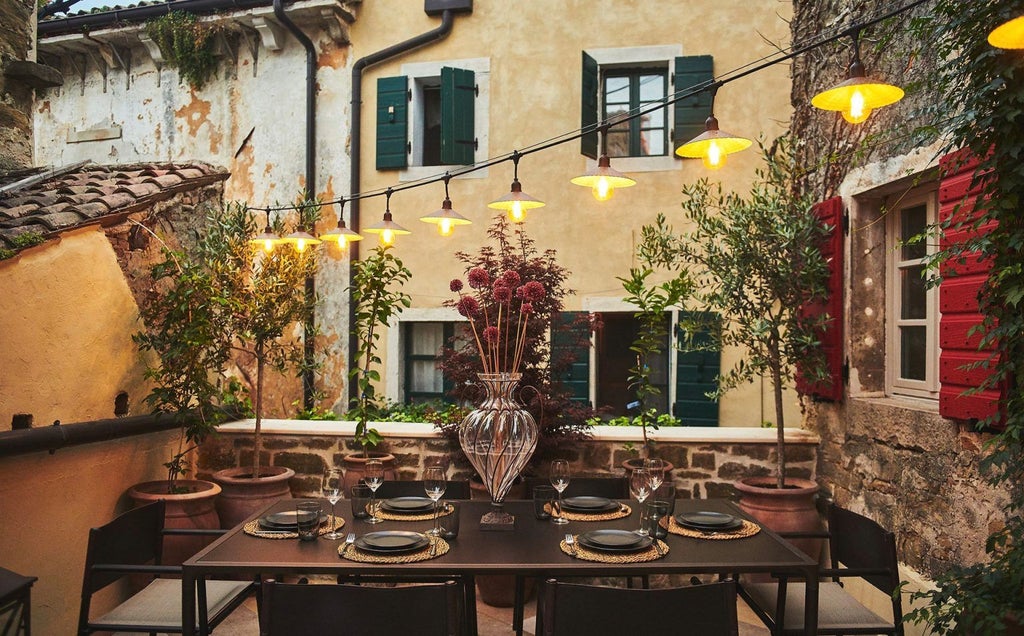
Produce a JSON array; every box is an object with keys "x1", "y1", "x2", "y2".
[
  {"x1": 182, "y1": 570, "x2": 197, "y2": 636},
  {"x1": 803, "y1": 569, "x2": 818, "y2": 635},
  {"x1": 464, "y1": 575, "x2": 478, "y2": 636}
]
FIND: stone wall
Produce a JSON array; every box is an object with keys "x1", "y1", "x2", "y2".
[
  {"x1": 0, "y1": 0, "x2": 34, "y2": 170},
  {"x1": 198, "y1": 420, "x2": 820, "y2": 501}
]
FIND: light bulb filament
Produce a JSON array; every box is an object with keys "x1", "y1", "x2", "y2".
[
  {"x1": 703, "y1": 140, "x2": 725, "y2": 170},
  {"x1": 295, "y1": 238, "x2": 307, "y2": 252},
  {"x1": 841, "y1": 89, "x2": 871, "y2": 124},
  {"x1": 593, "y1": 176, "x2": 613, "y2": 201},
  {"x1": 381, "y1": 228, "x2": 395, "y2": 245},
  {"x1": 262, "y1": 239, "x2": 274, "y2": 253},
  {"x1": 438, "y1": 218, "x2": 453, "y2": 236},
  {"x1": 509, "y1": 201, "x2": 526, "y2": 223}
]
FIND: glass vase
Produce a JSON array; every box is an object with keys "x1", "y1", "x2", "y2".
[{"x1": 459, "y1": 372, "x2": 538, "y2": 529}]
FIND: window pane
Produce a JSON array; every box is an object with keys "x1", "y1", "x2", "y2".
[
  {"x1": 604, "y1": 76, "x2": 629, "y2": 103},
  {"x1": 409, "y1": 360, "x2": 443, "y2": 393},
  {"x1": 410, "y1": 323, "x2": 444, "y2": 355},
  {"x1": 606, "y1": 130, "x2": 629, "y2": 158},
  {"x1": 901, "y1": 264, "x2": 927, "y2": 319},
  {"x1": 642, "y1": 108, "x2": 664, "y2": 129},
  {"x1": 900, "y1": 204, "x2": 927, "y2": 261},
  {"x1": 641, "y1": 129, "x2": 664, "y2": 156},
  {"x1": 638, "y1": 74, "x2": 663, "y2": 101},
  {"x1": 900, "y1": 326, "x2": 927, "y2": 380},
  {"x1": 422, "y1": 85, "x2": 442, "y2": 167}
]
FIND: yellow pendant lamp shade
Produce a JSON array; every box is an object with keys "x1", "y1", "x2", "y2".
[
  {"x1": 364, "y1": 211, "x2": 410, "y2": 246},
  {"x1": 280, "y1": 230, "x2": 321, "y2": 252},
  {"x1": 989, "y1": 15, "x2": 1024, "y2": 49},
  {"x1": 319, "y1": 220, "x2": 363, "y2": 250},
  {"x1": 675, "y1": 115, "x2": 752, "y2": 170},
  {"x1": 250, "y1": 227, "x2": 283, "y2": 253},
  {"x1": 420, "y1": 197, "x2": 471, "y2": 236},
  {"x1": 812, "y1": 59, "x2": 903, "y2": 125},
  {"x1": 570, "y1": 154, "x2": 637, "y2": 201},
  {"x1": 488, "y1": 178, "x2": 545, "y2": 223}
]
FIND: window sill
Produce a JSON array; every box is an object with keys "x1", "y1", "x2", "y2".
[{"x1": 852, "y1": 394, "x2": 941, "y2": 415}]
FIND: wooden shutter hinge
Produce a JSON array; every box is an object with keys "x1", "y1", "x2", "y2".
[
  {"x1": 842, "y1": 358, "x2": 850, "y2": 383},
  {"x1": 843, "y1": 210, "x2": 850, "y2": 236},
  {"x1": 475, "y1": 83, "x2": 479, "y2": 97},
  {"x1": 407, "y1": 142, "x2": 411, "y2": 154}
]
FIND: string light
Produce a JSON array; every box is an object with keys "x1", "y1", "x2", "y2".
[
  {"x1": 248, "y1": 213, "x2": 284, "y2": 252},
  {"x1": 364, "y1": 189, "x2": 411, "y2": 246},
  {"x1": 318, "y1": 199, "x2": 364, "y2": 250},
  {"x1": 811, "y1": 29, "x2": 904, "y2": 124},
  {"x1": 280, "y1": 230, "x2": 321, "y2": 252},
  {"x1": 487, "y1": 151, "x2": 545, "y2": 223},
  {"x1": 420, "y1": 174, "x2": 472, "y2": 236},
  {"x1": 571, "y1": 126, "x2": 637, "y2": 201},
  {"x1": 675, "y1": 84, "x2": 751, "y2": 169},
  {"x1": 989, "y1": 15, "x2": 1024, "y2": 49}
]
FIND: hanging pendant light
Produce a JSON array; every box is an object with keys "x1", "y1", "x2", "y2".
[
  {"x1": 248, "y1": 212, "x2": 285, "y2": 253},
  {"x1": 280, "y1": 229, "x2": 321, "y2": 252},
  {"x1": 364, "y1": 189, "x2": 411, "y2": 246},
  {"x1": 420, "y1": 174, "x2": 472, "y2": 236},
  {"x1": 319, "y1": 199, "x2": 364, "y2": 250},
  {"x1": 488, "y1": 150, "x2": 545, "y2": 223},
  {"x1": 571, "y1": 125, "x2": 636, "y2": 201},
  {"x1": 675, "y1": 83, "x2": 751, "y2": 169},
  {"x1": 811, "y1": 30, "x2": 904, "y2": 124},
  {"x1": 989, "y1": 15, "x2": 1024, "y2": 49}
]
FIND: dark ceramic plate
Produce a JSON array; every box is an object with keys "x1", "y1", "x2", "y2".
[
  {"x1": 578, "y1": 529, "x2": 654, "y2": 552},
  {"x1": 381, "y1": 497, "x2": 436, "y2": 513},
  {"x1": 561, "y1": 496, "x2": 619, "y2": 513},
  {"x1": 355, "y1": 531, "x2": 430, "y2": 554},
  {"x1": 259, "y1": 511, "x2": 328, "y2": 530},
  {"x1": 675, "y1": 511, "x2": 743, "y2": 531}
]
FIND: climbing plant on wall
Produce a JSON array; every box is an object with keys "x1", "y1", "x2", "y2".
[{"x1": 145, "y1": 11, "x2": 221, "y2": 89}]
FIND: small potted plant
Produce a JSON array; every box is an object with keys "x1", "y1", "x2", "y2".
[{"x1": 341, "y1": 243, "x2": 412, "y2": 489}]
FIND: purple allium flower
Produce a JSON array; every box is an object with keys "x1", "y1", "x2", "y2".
[
  {"x1": 457, "y1": 296, "x2": 480, "y2": 318},
  {"x1": 501, "y1": 270, "x2": 521, "y2": 288},
  {"x1": 450, "y1": 279, "x2": 464, "y2": 292},
  {"x1": 493, "y1": 284, "x2": 512, "y2": 303},
  {"x1": 521, "y1": 280, "x2": 546, "y2": 302},
  {"x1": 521, "y1": 302, "x2": 534, "y2": 314},
  {"x1": 483, "y1": 326, "x2": 500, "y2": 343},
  {"x1": 467, "y1": 267, "x2": 490, "y2": 289}
]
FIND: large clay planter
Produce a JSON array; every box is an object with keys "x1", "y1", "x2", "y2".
[
  {"x1": 212, "y1": 466, "x2": 295, "y2": 528},
  {"x1": 127, "y1": 479, "x2": 221, "y2": 565},
  {"x1": 734, "y1": 476, "x2": 822, "y2": 561},
  {"x1": 341, "y1": 452, "x2": 398, "y2": 493}
]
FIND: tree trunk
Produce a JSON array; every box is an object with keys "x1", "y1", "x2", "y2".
[
  {"x1": 253, "y1": 342, "x2": 264, "y2": 477},
  {"x1": 770, "y1": 338, "x2": 786, "y2": 490}
]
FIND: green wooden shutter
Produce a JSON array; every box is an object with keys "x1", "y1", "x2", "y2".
[
  {"x1": 674, "y1": 311, "x2": 720, "y2": 426},
  {"x1": 673, "y1": 55, "x2": 713, "y2": 148},
  {"x1": 552, "y1": 311, "x2": 591, "y2": 405},
  {"x1": 376, "y1": 75, "x2": 408, "y2": 170},
  {"x1": 440, "y1": 67, "x2": 475, "y2": 165},
  {"x1": 580, "y1": 52, "x2": 598, "y2": 159}
]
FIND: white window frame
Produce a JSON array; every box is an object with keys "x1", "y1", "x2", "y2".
[
  {"x1": 885, "y1": 188, "x2": 940, "y2": 400},
  {"x1": 583, "y1": 45, "x2": 683, "y2": 174},
  {"x1": 385, "y1": 308, "x2": 464, "y2": 403},
  {"x1": 398, "y1": 57, "x2": 490, "y2": 182}
]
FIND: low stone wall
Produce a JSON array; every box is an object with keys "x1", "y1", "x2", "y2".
[{"x1": 198, "y1": 420, "x2": 820, "y2": 499}]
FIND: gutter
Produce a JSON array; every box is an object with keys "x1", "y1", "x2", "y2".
[
  {"x1": 37, "y1": 0, "x2": 272, "y2": 37},
  {"x1": 0, "y1": 414, "x2": 179, "y2": 459},
  {"x1": 347, "y1": 6, "x2": 460, "y2": 403}
]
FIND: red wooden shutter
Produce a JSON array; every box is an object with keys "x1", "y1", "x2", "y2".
[
  {"x1": 797, "y1": 196, "x2": 844, "y2": 401},
  {"x1": 937, "y1": 149, "x2": 1002, "y2": 425}
]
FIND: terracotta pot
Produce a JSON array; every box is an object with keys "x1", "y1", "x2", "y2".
[
  {"x1": 127, "y1": 479, "x2": 221, "y2": 565},
  {"x1": 341, "y1": 452, "x2": 398, "y2": 493},
  {"x1": 211, "y1": 466, "x2": 295, "y2": 528},
  {"x1": 734, "y1": 476, "x2": 822, "y2": 561}
]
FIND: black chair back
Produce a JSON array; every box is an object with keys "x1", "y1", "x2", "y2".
[
  {"x1": 827, "y1": 504, "x2": 900, "y2": 595},
  {"x1": 82, "y1": 499, "x2": 165, "y2": 594},
  {"x1": 371, "y1": 479, "x2": 471, "y2": 500},
  {"x1": 525, "y1": 476, "x2": 629, "y2": 499},
  {"x1": 539, "y1": 579, "x2": 738, "y2": 636},
  {"x1": 260, "y1": 579, "x2": 461, "y2": 636}
]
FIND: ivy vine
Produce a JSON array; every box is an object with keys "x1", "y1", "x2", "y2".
[{"x1": 144, "y1": 11, "x2": 221, "y2": 89}]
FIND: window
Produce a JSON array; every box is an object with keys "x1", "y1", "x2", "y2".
[
  {"x1": 401, "y1": 321, "x2": 469, "y2": 403},
  {"x1": 887, "y1": 189, "x2": 939, "y2": 399},
  {"x1": 580, "y1": 46, "x2": 712, "y2": 172},
  {"x1": 376, "y1": 58, "x2": 490, "y2": 181}
]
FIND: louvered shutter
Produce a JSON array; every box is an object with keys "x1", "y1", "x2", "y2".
[
  {"x1": 580, "y1": 52, "x2": 599, "y2": 159},
  {"x1": 440, "y1": 67, "x2": 475, "y2": 165},
  {"x1": 376, "y1": 76, "x2": 408, "y2": 169},
  {"x1": 674, "y1": 311, "x2": 720, "y2": 426},
  {"x1": 672, "y1": 55, "x2": 713, "y2": 148},
  {"x1": 552, "y1": 311, "x2": 591, "y2": 405}
]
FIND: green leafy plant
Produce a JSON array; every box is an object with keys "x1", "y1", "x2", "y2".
[
  {"x1": 679, "y1": 135, "x2": 833, "y2": 488},
  {"x1": 589, "y1": 412, "x2": 683, "y2": 428},
  {"x1": 374, "y1": 401, "x2": 470, "y2": 426},
  {"x1": 347, "y1": 244, "x2": 412, "y2": 456},
  {"x1": 145, "y1": 11, "x2": 221, "y2": 89}
]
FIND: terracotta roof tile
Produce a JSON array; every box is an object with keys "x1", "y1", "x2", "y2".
[
  {"x1": 1, "y1": 204, "x2": 39, "y2": 219},
  {"x1": 75, "y1": 201, "x2": 111, "y2": 218},
  {"x1": 146, "y1": 173, "x2": 184, "y2": 188},
  {"x1": 98, "y1": 192, "x2": 136, "y2": 210},
  {"x1": 174, "y1": 167, "x2": 204, "y2": 179},
  {"x1": 116, "y1": 182, "x2": 161, "y2": 198},
  {"x1": 35, "y1": 210, "x2": 86, "y2": 231}
]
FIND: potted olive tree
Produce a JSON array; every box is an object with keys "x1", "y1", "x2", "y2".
[{"x1": 679, "y1": 136, "x2": 833, "y2": 546}]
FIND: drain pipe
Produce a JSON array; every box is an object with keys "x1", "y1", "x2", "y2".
[
  {"x1": 273, "y1": 0, "x2": 318, "y2": 410},
  {"x1": 347, "y1": 6, "x2": 463, "y2": 403}
]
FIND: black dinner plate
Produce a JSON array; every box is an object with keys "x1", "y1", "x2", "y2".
[
  {"x1": 259, "y1": 511, "x2": 328, "y2": 530},
  {"x1": 381, "y1": 497, "x2": 436, "y2": 513},
  {"x1": 578, "y1": 529, "x2": 654, "y2": 552},
  {"x1": 354, "y1": 531, "x2": 430, "y2": 554},
  {"x1": 560, "y1": 496, "x2": 619, "y2": 513},
  {"x1": 675, "y1": 511, "x2": 744, "y2": 531}
]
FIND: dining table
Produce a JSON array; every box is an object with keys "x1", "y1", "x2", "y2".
[{"x1": 181, "y1": 497, "x2": 818, "y2": 635}]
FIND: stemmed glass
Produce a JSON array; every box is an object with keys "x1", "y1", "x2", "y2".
[
  {"x1": 424, "y1": 466, "x2": 447, "y2": 536},
  {"x1": 629, "y1": 467, "x2": 653, "y2": 535},
  {"x1": 321, "y1": 468, "x2": 344, "y2": 539},
  {"x1": 364, "y1": 459, "x2": 384, "y2": 524},
  {"x1": 550, "y1": 460, "x2": 571, "y2": 525},
  {"x1": 644, "y1": 458, "x2": 665, "y2": 491}
]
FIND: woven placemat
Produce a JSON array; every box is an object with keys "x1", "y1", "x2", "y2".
[
  {"x1": 544, "y1": 502, "x2": 632, "y2": 522},
  {"x1": 243, "y1": 516, "x2": 345, "y2": 540},
  {"x1": 559, "y1": 536, "x2": 668, "y2": 563},
  {"x1": 374, "y1": 502, "x2": 455, "y2": 522},
  {"x1": 668, "y1": 517, "x2": 760, "y2": 540},
  {"x1": 339, "y1": 537, "x2": 450, "y2": 563}
]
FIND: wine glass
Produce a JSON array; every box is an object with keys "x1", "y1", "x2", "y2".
[
  {"x1": 644, "y1": 458, "x2": 665, "y2": 491},
  {"x1": 550, "y1": 460, "x2": 571, "y2": 525},
  {"x1": 424, "y1": 466, "x2": 447, "y2": 536},
  {"x1": 364, "y1": 459, "x2": 384, "y2": 524},
  {"x1": 321, "y1": 468, "x2": 344, "y2": 539},
  {"x1": 629, "y1": 467, "x2": 653, "y2": 535}
]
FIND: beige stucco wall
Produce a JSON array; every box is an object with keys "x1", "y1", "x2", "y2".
[{"x1": 351, "y1": 0, "x2": 799, "y2": 427}]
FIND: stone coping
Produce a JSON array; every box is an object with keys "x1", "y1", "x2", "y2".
[{"x1": 216, "y1": 419, "x2": 819, "y2": 445}]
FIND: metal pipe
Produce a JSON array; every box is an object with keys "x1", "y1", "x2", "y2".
[
  {"x1": 0, "y1": 414, "x2": 179, "y2": 459},
  {"x1": 347, "y1": 8, "x2": 457, "y2": 404}
]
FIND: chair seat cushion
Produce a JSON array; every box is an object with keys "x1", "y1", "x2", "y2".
[
  {"x1": 90, "y1": 579, "x2": 251, "y2": 629},
  {"x1": 743, "y1": 581, "x2": 894, "y2": 633}
]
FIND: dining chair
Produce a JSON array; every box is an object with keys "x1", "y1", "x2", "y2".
[
  {"x1": 371, "y1": 479, "x2": 471, "y2": 500},
  {"x1": 259, "y1": 578, "x2": 462, "y2": 636},
  {"x1": 537, "y1": 578, "x2": 738, "y2": 636},
  {"x1": 738, "y1": 502, "x2": 905, "y2": 635},
  {"x1": 77, "y1": 500, "x2": 255, "y2": 636}
]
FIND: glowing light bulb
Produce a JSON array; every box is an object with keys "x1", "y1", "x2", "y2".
[
  {"x1": 842, "y1": 89, "x2": 871, "y2": 124},
  {"x1": 295, "y1": 238, "x2": 307, "y2": 252},
  {"x1": 508, "y1": 201, "x2": 526, "y2": 223},
  {"x1": 438, "y1": 218, "x2": 454, "y2": 236},
  {"x1": 380, "y1": 228, "x2": 395, "y2": 245},
  {"x1": 592, "y1": 176, "x2": 613, "y2": 201},
  {"x1": 262, "y1": 239, "x2": 274, "y2": 252},
  {"x1": 702, "y1": 140, "x2": 725, "y2": 170}
]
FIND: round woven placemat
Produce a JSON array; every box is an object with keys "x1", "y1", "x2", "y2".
[
  {"x1": 544, "y1": 502, "x2": 631, "y2": 522},
  {"x1": 339, "y1": 537, "x2": 450, "y2": 563},
  {"x1": 668, "y1": 517, "x2": 760, "y2": 540},
  {"x1": 559, "y1": 536, "x2": 668, "y2": 563},
  {"x1": 243, "y1": 516, "x2": 345, "y2": 540},
  {"x1": 374, "y1": 502, "x2": 455, "y2": 522}
]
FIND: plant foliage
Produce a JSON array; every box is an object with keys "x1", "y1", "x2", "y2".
[{"x1": 145, "y1": 11, "x2": 221, "y2": 89}]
